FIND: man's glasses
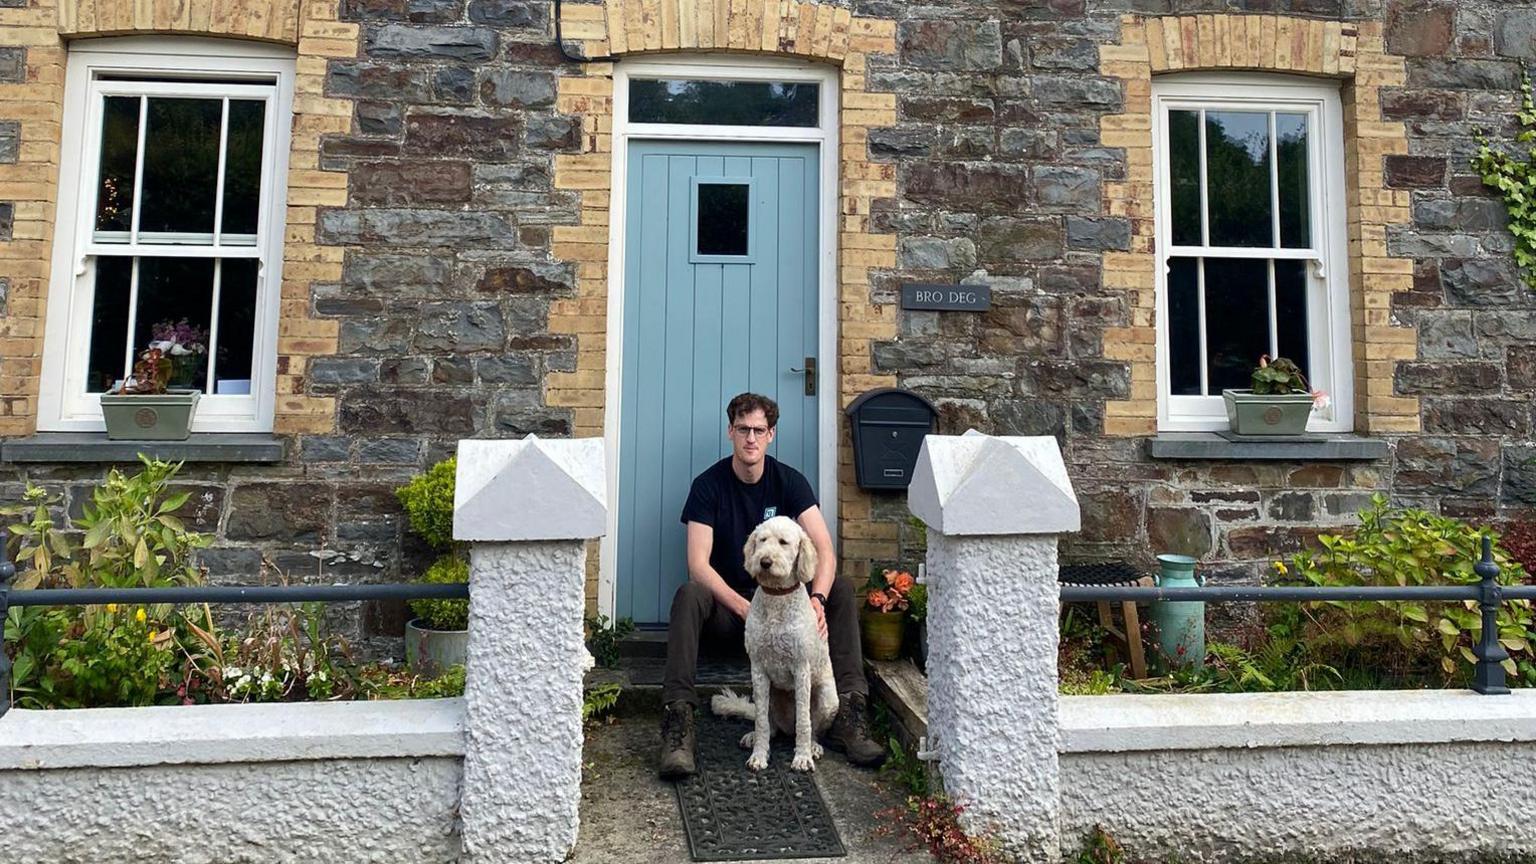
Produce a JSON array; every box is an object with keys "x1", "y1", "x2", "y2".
[{"x1": 732, "y1": 425, "x2": 771, "y2": 440}]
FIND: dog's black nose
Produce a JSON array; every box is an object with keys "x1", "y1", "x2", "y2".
[{"x1": 760, "y1": 557, "x2": 772, "y2": 569}]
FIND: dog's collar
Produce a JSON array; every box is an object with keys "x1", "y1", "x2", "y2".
[{"x1": 756, "y1": 584, "x2": 802, "y2": 597}]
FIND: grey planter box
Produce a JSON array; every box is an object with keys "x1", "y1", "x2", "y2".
[
  {"x1": 1222, "y1": 389, "x2": 1315, "y2": 436},
  {"x1": 99, "y1": 390, "x2": 200, "y2": 441}
]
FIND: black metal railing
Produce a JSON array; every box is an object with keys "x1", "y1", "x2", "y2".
[
  {"x1": 0, "y1": 557, "x2": 469, "y2": 719},
  {"x1": 1060, "y1": 537, "x2": 1536, "y2": 696}
]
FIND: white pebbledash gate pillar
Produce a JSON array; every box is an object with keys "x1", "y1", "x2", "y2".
[
  {"x1": 453, "y1": 435, "x2": 607, "y2": 864},
  {"x1": 908, "y1": 431, "x2": 1079, "y2": 864}
]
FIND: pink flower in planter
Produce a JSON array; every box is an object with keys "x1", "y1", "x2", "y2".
[{"x1": 1311, "y1": 390, "x2": 1332, "y2": 411}]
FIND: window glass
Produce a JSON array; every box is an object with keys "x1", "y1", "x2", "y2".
[
  {"x1": 1274, "y1": 259, "x2": 1310, "y2": 372},
  {"x1": 1166, "y1": 257, "x2": 1201, "y2": 396},
  {"x1": 697, "y1": 183, "x2": 750, "y2": 256},
  {"x1": 1205, "y1": 111, "x2": 1272, "y2": 247},
  {"x1": 1276, "y1": 113, "x2": 1311, "y2": 249},
  {"x1": 630, "y1": 79, "x2": 818, "y2": 127},
  {"x1": 221, "y1": 99, "x2": 266, "y2": 239},
  {"x1": 138, "y1": 97, "x2": 222, "y2": 237},
  {"x1": 1168, "y1": 110, "x2": 1202, "y2": 246},
  {"x1": 95, "y1": 96, "x2": 139, "y2": 234},
  {"x1": 214, "y1": 259, "x2": 259, "y2": 390},
  {"x1": 1202, "y1": 257, "x2": 1272, "y2": 391},
  {"x1": 86, "y1": 256, "x2": 132, "y2": 393}
]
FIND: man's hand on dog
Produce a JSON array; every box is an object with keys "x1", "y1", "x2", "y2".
[{"x1": 810, "y1": 597, "x2": 828, "y2": 641}]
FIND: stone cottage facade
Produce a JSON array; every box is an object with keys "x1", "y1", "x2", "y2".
[{"x1": 0, "y1": 0, "x2": 1532, "y2": 634}]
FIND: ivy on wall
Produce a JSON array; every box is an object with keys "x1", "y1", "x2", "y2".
[{"x1": 1473, "y1": 72, "x2": 1536, "y2": 292}]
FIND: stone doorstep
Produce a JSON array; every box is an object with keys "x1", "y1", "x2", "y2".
[{"x1": 574, "y1": 703, "x2": 928, "y2": 864}]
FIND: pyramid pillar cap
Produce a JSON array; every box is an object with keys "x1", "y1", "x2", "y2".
[
  {"x1": 453, "y1": 436, "x2": 608, "y2": 542},
  {"x1": 907, "y1": 430, "x2": 1079, "y2": 536}
]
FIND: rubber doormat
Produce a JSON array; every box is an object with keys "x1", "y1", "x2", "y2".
[{"x1": 675, "y1": 715, "x2": 847, "y2": 861}]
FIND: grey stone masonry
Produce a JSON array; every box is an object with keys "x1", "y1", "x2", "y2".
[{"x1": 6, "y1": 0, "x2": 1536, "y2": 627}]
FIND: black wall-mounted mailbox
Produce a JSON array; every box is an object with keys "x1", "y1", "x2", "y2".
[{"x1": 844, "y1": 388, "x2": 938, "y2": 491}]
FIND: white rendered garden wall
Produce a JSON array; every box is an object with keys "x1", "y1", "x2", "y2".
[
  {"x1": 910, "y1": 433, "x2": 1536, "y2": 864},
  {"x1": 1058, "y1": 690, "x2": 1536, "y2": 862},
  {"x1": 0, "y1": 700, "x2": 466, "y2": 863}
]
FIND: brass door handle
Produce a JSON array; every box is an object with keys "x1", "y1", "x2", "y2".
[{"x1": 789, "y1": 357, "x2": 816, "y2": 396}]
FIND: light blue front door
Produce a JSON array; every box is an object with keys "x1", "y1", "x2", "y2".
[{"x1": 618, "y1": 140, "x2": 821, "y2": 626}]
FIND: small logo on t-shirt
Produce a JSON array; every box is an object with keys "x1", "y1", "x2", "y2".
[{"x1": 763, "y1": 506, "x2": 778, "y2": 520}]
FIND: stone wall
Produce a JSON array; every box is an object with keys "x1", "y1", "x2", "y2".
[{"x1": 1, "y1": 0, "x2": 1534, "y2": 621}]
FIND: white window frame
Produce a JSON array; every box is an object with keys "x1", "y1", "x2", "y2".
[
  {"x1": 38, "y1": 37, "x2": 294, "y2": 434},
  {"x1": 1152, "y1": 73, "x2": 1353, "y2": 433}
]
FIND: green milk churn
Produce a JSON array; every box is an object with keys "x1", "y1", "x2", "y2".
[{"x1": 1152, "y1": 554, "x2": 1205, "y2": 671}]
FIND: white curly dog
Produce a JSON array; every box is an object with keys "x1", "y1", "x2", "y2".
[{"x1": 710, "y1": 515, "x2": 839, "y2": 772}]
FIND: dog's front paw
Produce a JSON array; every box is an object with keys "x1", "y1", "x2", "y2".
[
  {"x1": 790, "y1": 750, "x2": 817, "y2": 772},
  {"x1": 746, "y1": 750, "x2": 769, "y2": 772}
]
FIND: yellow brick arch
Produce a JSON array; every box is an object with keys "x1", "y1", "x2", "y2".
[
  {"x1": 57, "y1": 0, "x2": 305, "y2": 43},
  {"x1": 560, "y1": 0, "x2": 875, "y2": 61}
]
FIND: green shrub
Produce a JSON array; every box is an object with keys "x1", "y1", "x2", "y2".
[
  {"x1": 907, "y1": 583, "x2": 928, "y2": 623},
  {"x1": 585, "y1": 614, "x2": 635, "y2": 667},
  {"x1": 358, "y1": 663, "x2": 465, "y2": 700},
  {"x1": 1, "y1": 457, "x2": 212, "y2": 709},
  {"x1": 1472, "y1": 71, "x2": 1536, "y2": 292},
  {"x1": 582, "y1": 681, "x2": 622, "y2": 722},
  {"x1": 1278, "y1": 494, "x2": 1535, "y2": 687},
  {"x1": 396, "y1": 457, "x2": 458, "y2": 551},
  {"x1": 409, "y1": 554, "x2": 470, "y2": 632}
]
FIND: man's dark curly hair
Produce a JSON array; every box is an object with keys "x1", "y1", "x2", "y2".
[{"x1": 726, "y1": 392, "x2": 780, "y2": 430}]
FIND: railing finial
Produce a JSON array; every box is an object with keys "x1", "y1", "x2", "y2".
[{"x1": 1471, "y1": 533, "x2": 1511, "y2": 696}]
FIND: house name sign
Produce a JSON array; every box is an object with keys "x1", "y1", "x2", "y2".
[{"x1": 899, "y1": 283, "x2": 992, "y2": 312}]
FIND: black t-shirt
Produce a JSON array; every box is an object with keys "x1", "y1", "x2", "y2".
[{"x1": 679, "y1": 455, "x2": 818, "y2": 597}]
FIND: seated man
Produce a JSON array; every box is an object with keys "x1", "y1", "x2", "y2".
[{"x1": 658, "y1": 392, "x2": 885, "y2": 779}]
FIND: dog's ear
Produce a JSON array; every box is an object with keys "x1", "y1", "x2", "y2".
[{"x1": 794, "y1": 529, "x2": 817, "y2": 584}]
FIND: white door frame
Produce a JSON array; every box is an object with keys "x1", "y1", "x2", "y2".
[{"x1": 598, "y1": 55, "x2": 841, "y2": 620}]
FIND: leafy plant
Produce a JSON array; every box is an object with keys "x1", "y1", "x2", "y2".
[
  {"x1": 2, "y1": 458, "x2": 214, "y2": 709},
  {"x1": 1249, "y1": 355, "x2": 1309, "y2": 395},
  {"x1": 907, "y1": 583, "x2": 928, "y2": 623},
  {"x1": 409, "y1": 554, "x2": 470, "y2": 632},
  {"x1": 881, "y1": 795, "x2": 1006, "y2": 864},
  {"x1": 582, "y1": 681, "x2": 622, "y2": 723},
  {"x1": 1277, "y1": 494, "x2": 1536, "y2": 687},
  {"x1": 584, "y1": 614, "x2": 635, "y2": 668},
  {"x1": 1472, "y1": 70, "x2": 1536, "y2": 292},
  {"x1": 1073, "y1": 826, "x2": 1127, "y2": 864},
  {"x1": 357, "y1": 663, "x2": 465, "y2": 700},
  {"x1": 882, "y1": 735, "x2": 932, "y2": 797},
  {"x1": 396, "y1": 456, "x2": 458, "y2": 551},
  {"x1": 216, "y1": 599, "x2": 354, "y2": 703}
]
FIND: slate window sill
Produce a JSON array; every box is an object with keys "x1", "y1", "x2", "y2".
[
  {"x1": 1147, "y1": 432, "x2": 1388, "y2": 462},
  {"x1": 1, "y1": 433, "x2": 287, "y2": 464}
]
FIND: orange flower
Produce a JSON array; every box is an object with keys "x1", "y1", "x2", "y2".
[
  {"x1": 867, "y1": 589, "x2": 890, "y2": 610},
  {"x1": 889, "y1": 571, "x2": 915, "y2": 593}
]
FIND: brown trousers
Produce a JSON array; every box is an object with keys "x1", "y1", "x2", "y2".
[{"x1": 661, "y1": 575, "x2": 867, "y2": 707}]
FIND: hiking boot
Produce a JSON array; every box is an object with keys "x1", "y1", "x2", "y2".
[
  {"x1": 825, "y1": 691, "x2": 885, "y2": 767},
  {"x1": 658, "y1": 700, "x2": 697, "y2": 780}
]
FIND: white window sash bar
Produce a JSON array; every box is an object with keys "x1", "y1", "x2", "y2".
[
  {"x1": 85, "y1": 242, "x2": 261, "y2": 258},
  {"x1": 127, "y1": 95, "x2": 147, "y2": 245},
  {"x1": 1269, "y1": 111, "x2": 1281, "y2": 249},
  {"x1": 121, "y1": 256, "x2": 140, "y2": 383},
  {"x1": 205, "y1": 258, "x2": 222, "y2": 395},
  {"x1": 1267, "y1": 258, "x2": 1279, "y2": 359},
  {"x1": 1196, "y1": 257, "x2": 1209, "y2": 396},
  {"x1": 92, "y1": 80, "x2": 276, "y2": 100},
  {"x1": 213, "y1": 97, "x2": 229, "y2": 247},
  {"x1": 1166, "y1": 245, "x2": 1320, "y2": 260}
]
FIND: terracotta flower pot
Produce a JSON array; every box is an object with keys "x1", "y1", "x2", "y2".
[{"x1": 860, "y1": 607, "x2": 905, "y2": 661}]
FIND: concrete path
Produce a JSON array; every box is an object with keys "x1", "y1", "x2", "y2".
[{"x1": 572, "y1": 710, "x2": 931, "y2": 864}]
